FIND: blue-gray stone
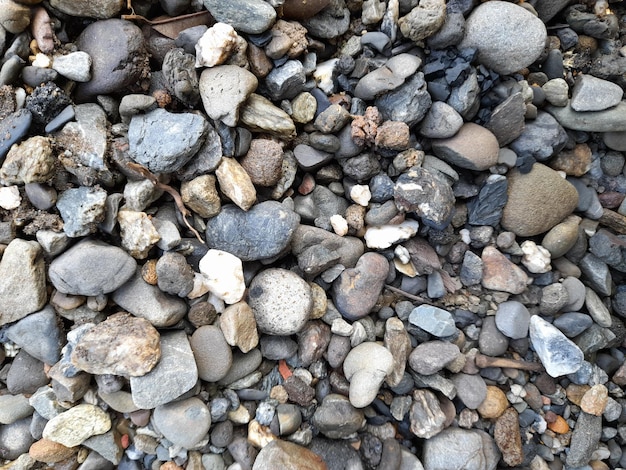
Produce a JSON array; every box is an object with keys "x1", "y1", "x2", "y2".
[
  {"x1": 509, "y1": 112, "x2": 568, "y2": 170},
  {"x1": 460, "y1": 250, "x2": 483, "y2": 286},
  {"x1": 494, "y1": 301, "x2": 530, "y2": 339},
  {"x1": 579, "y1": 253, "x2": 613, "y2": 297},
  {"x1": 589, "y1": 228, "x2": 626, "y2": 273},
  {"x1": 566, "y1": 412, "x2": 602, "y2": 468},
  {"x1": 56, "y1": 186, "x2": 108, "y2": 237},
  {"x1": 128, "y1": 108, "x2": 208, "y2": 173},
  {"x1": 0, "y1": 109, "x2": 31, "y2": 159},
  {"x1": 21, "y1": 66, "x2": 58, "y2": 87},
  {"x1": 467, "y1": 174, "x2": 508, "y2": 226},
  {"x1": 553, "y1": 312, "x2": 593, "y2": 338},
  {"x1": 409, "y1": 305, "x2": 456, "y2": 337},
  {"x1": 375, "y1": 72, "x2": 432, "y2": 126},
  {"x1": 529, "y1": 315, "x2": 584, "y2": 377},
  {"x1": 7, "y1": 306, "x2": 64, "y2": 364},
  {"x1": 45, "y1": 105, "x2": 75, "y2": 134},
  {"x1": 264, "y1": 60, "x2": 306, "y2": 101},
  {"x1": 205, "y1": 201, "x2": 300, "y2": 262},
  {"x1": 202, "y1": 0, "x2": 276, "y2": 34},
  {"x1": 369, "y1": 173, "x2": 395, "y2": 203}
]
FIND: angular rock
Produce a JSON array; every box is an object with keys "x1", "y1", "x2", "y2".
[
  {"x1": 43, "y1": 404, "x2": 111, "y2": 447},
  {"x1": 409, "y1": 389, "x2": 447, "y2": 439},
  {"x1": 422, "y1": 427, "x2": 500, "y2": 470},
  {"x1": 565, "y1": 412, "x2": 602, "y2": 468},
  {"x1": 398, "y1": 0, "x2": 446, "y2": 43},
  {"x1": 409, "y1": 340, "x2": 460, "y2": 376},
  {"x1": 481, "y1": 246, "x2": 529, "y2": 294},
  {"x1": 432, "y1": 123, "x2": 499, "y2": 171},
  {"x1": 375, "y1": 72, "x2": 432, "y2": 126},
  {"x1": 215, "y1": 157, "x2": 257, "y2": 211},
  {"x1": 313, "y1": 394, "x2": 364, "y2": 439},
  {"x1": 153, "y1": 397, "x2": 211, "y2": 449},
  {"x1": 240, "y1": 93, "x2": 297, "y2": 139},
  {"x1": 409, "y1": 305, "x2": 456, "y2": 337},
  {"x1": 7, "y1": 306, "x2": 64, "y2": 364},
  {"x1": 56, "y1": 186, "x2": 107, "y2": 237},
  {"x1": 117, "y1": 210, "x2": 161, "y2": 259},
  {"x1": 467, "y1": 174, "x2": 507, "y2": 226},
  {"x1": 220, "y1": 301, "x2": 259, "y2": 353},
  {"x1": 0, "y1": 136, "x2": 56, "y2": 184},
  {"x1": 494, "y1": 407, "x2": 523, "y2": 467},
  {"x1": 570, "y1": 74, "x2": 623, "y2": 112},
  {"x1": 198, "y1": 249, "x2": 245, "y2": 304},
  {"x1": 253, "y1": 439, "x2": 326, "y2": 470},
  {"x1": 509, "y1": 112, "x2": 568, "y2": 168},
  {"x1": 529, "y1": 315, "x2": 584, "y2": 377}
]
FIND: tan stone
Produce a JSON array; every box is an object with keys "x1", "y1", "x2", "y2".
[
  {"x1": 215, "y1": 157, "x2": 257, "y2": 211},
  {"x1": 580, "y1": 384, "x2": 608, "y2": 416},
  {"x1": 240, "y1": 139, "x2": 284, "y2": 187},
  {"x1": 481, "y1": 246, "x2": 529, "y2": 294},
  {"x1": 29, "y1": 438, "x2": 76, "y2": 463},
  {"x1": 550, "y1": 143, "x2": 592, "y2": 176},
  {"x1": 565, "y1": 383, "x2": 590, "y2": 406},
  {"x1": 220, "y1": 301, "x2": 259, "y2": 353},
  {"x1": 181, "y1": 175, "x2": 221, "y2": 218},
  {"x1": 477, "y1": 386, "x2": 509, "y2": 419}
]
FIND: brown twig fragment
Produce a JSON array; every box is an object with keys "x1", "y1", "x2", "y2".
[
  {"x1": 126, "y1": 162, "x2": 205, "y2": 244},
  {"x1": 384, "y1": 284, "x2": 434, "y2": 306},
  {"x1": 474, "y1": 353, "x2": 543, "y2": 372}
]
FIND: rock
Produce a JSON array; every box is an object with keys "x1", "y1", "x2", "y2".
[
  {"x1": 509, "y1": 112, "x2": 568, "y2": 169},
  {"x1": 580, "y1": 384, "x2": 608, "y2": 416},
  {"x1": 117, "y1": 210, "x2": 161, "y2": 259},
  {"x1": 112, "y1": 269, "x2": 187, "y2": 328},
  {"x1": 52, "y1": 52, "x2": 92, "y2": 82},
  {"x1": 130, "y1": 330, "x2": 198, "y2": 409},
  {"x1": 205, "y1": 201, "x2": 299, "y2": 261},
  {"x1": 0, "y1": 136, "x2": 56, "y2": 184},
  {"x1": 484, "y1": 92, "x2": 526, "y2": 146},
  {"x1": 375, "y1": 72, "x2": 432, "y2": 126},
  {"x1": 281, "y1": 0, "x2": 330, "y2": 20},
  {"x1": 199, "y1": 65, "x2": 258, "y2": 127},
  {"x1": 220, "y1": 301, "x2": 259, "y2": 353},
  {"x1": 0, "y1": 417, "x2": 33, "y2": 460},
  {"x1": 520, "y1": 240, "x2": 551, "y2": 274},
  {"x1": 6, "y1": 350, "x2": 48, "y2": 395},
  {"x1": 409, "y1": 305, "x2": 456, "y2": 337},
  {"x1": 394, "y1": 166, "x2": 455, "y2": 230},
  {"x1": 128, "y1": 109, "x2": 208, "y2": 173},
  {"x1": 553, "y1": 312, "x2": 593, "y2": 338},
  {"x1": 49, "y1": 0, "x2": 124, "y2": 18},
  {"x1": 460, "y1": 1, "x2": 546, "y2": 75},
  {"x1": 198, "y1": 249, "x2": 245, "y2": 304},
  {"x1": 203, "y1": 0, "x2": 276, "y2": 34},
  {"x1": 343, "y1": 342, "x2": 394, "y2": 408},
  {"x1": 409, "y1": 340, "x2": 460, "y2": 375},
  {"x1": 541, "y1": 215, "x2": 580, "y2": 258},
  {"x1": 501, "y1": 164, "x2": 579, "y2": 237},
  {"x1": 409, "y1": 389, "x2": 447, "y2": 439},
  {"x1": 0, "y1": 394, "x2": 33, "y2": 424},
  {"x1": 479, "y1": 316, "x2": 509, "y2": 357},
  {"x1": 313, "y1": 394, "x2": 364, "y2": 439},
  {"x1": 460, "y1": 250, "x2": 483, "y2": 286},
  {"x1": 49, "y1": 239, "x2": 136, "y2": 296},
  {"x1": 0, "y1": 239, "x2": 46, "y2": 326},
  {"x1": 354, "y1": 53, "x2": 422, "y2": 101},
  {"x1": 248, "y1": 268, "x2": 312, "y2": 335},
  {"x1": 43, "y1": 404, "x2": 111, "y2": 447},
  {"x1": 570, "y1": 74, "x2": 623, "y2": 112},
  {"x1": 398, "y1": 0, "x2": 446, "y2": 43},
  {"x1": 467, "y1": 174, "x2": 507, "y2": 226},
  {"x1": 332, "y1": 252, "x2": 388, "y2": 321},
  {"x1": 0, "y1": 0, "x2": 30, "y2": 33},
  {"x1": 494, "y1": 407, "x2": 523, "y2": 467},
  {"x1": 432, "y1": 123, "x2": 499, "y2": 171},
  {"x1": 56, "y1": 186, "x2": 107, "y2": 237},
  {"x1": 494, "y1": 301, "x2": 530, "y2": 339},
  {"x1": 190, "y1": 325, "x2": 232, "y2": 382},
  {"x1": 302, "y1": 1, "x2": 350, "y2": 39},
  {"x1": 542, "y1": 78, "x2": 569, "y2": 107},
  {"x1": 545, "y1": 101, "x2": 626, "y2": 132},
  {"x1": 293, "y1": 144, "x2": 334, "y2": 172},
  {"x1": 240, "y1": 138, "x2": 283, "y2": 187},
  {"x1": 240, "y1": 93, "x2": 297, "y2": 139},
  {"x1": 0, "y1": 109, "x2": 32, "y2": 160},
  {"x1": 75, "y1": 19, "x2": 146, "y2": 98},
  {"x1": 215, "y1": 157, "x2": 257, "y2": 211},
  {"x1": 584, "y1": 287, "x2": 612, "y2": 328},
  {"x1": 156, "y1": 251, "x2": 195, "y2": 298},
  {"x1": 194, "y1": 22, "x2": 238, "y2": 68},
  {"x1": 451, "y1": 373, "x2": 487, "y2": 409},
  {"x1": 181, "y1": 175, "x2": 221, "y2": 218},
  {"x1": 218, "y1": 348, "x2": 262, "y2": 386},
  {"x1": 265, "y1": 60, "x2": 306, "y2": 101},
  {"x1": 252, "y1": 439, "x2": 326, "y2": 470},
  {"x1": 422, "y1": 427, "x2": 500, "y2": 470},
  {"x1": 29, "y1": 438, "x2": 76, "y2": 464},
  {"x1": 383, "y1": 317, "x2": 412, "y2": 387},
  {"x1": 419, "y1": 101, "x2": 463, "y2": 139},
  {"x1": 481, "y1": 246, "x2": 529, "y2": 294},
  {"x1": 71, "y1": 312, "x2": 160, "y2": 377},
  {"x1": 154, "y1": 397, "x2": 211, "y2": 449},
  {"x1": 565, "y1": 412, "x2": 602, "y2": 468},
  {"x1": 477, "y1": 386, "x2": 509, "y2": 419},
  {"x1": 6, "y1": 306, "x2": 63, "y2": 364},
  {"x1": 529, "y1": 315, "x2": 584, "y2": 377}
]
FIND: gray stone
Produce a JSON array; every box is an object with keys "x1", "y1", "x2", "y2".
[
  {"x1": 427, "y1": 6, "x2": 465, "y2": 49},
  {"x1": 156, "y1": 251, "x2": 194, "y2": 297},
  {"x1": 265, "y1": 60, "x2": 306, "y2": 101},
  {"x1": 205, "y1": 201, "x2": 300, "y2": 261},
  {"x1": 448, "y1": 69, "x2": 480, "y2": 119},
  {"x1": 49, "y1": 239, "x2": 136, "y2": 296},
  {"x1": 484, "y1": 92, "x2": 526, "y2": 146},
  {"x1": 154, "y1": 397, "x2": 211, "y2": 448},
  {"x1": 553, "y1": 312, "x2": 593, "y2": 338},
  {"x1": 495, "y1": 301, "x2": 530, "y2": 339},
  {"x1": 0, "y1": 394, "x2": 33, "y2": 424},
  {"x1": 408, "y1": 341, "x2": 460, "y2": 375},
  {"x1": 52, "y1": 51, "x2": 92, "y2": 82},
  {"x1": 83, "y1": 431, "x2": 123, "y2": 465},
  {"x1": 190, "y1": 325, "x2": 232, "y2": 382},
  {"x1": 130, "y1": 331, "x2": 198, "y2": 409},
  {"x1": 291, "y1": 224, "x2": 364, "y2": 271},
  {"x1": 460, "y1": 1, "x2": 546, "y2": 75},
  {"x1": 259, "y1": 336, "x2": 298, "y2": 360},
  {"x1": 375, "y1": 72, "x2": 432, "y2": 126},
  {"x1": 539, "y1": 282, "x2": 569, "y2": 315},
  {"x1": 398, "y1": 0, "x2": 446, "y2": 43},
  {"x1": 203, "y1": 0, "x2": 276, "y2": 34},
  {"x1": 178, "y1": 122, "x2": 223, "y2": 181},
  {"x1": 56, "y1": 186, "x2": 107, "y2": 238},
  {"x1": 294, "y1": 185, "x2": 349, "y2": 231},
  {"x1": 0, "y1": 417, "x2": 33, "y2": 460},
  {"x1": 419, "y1": 101, "x2": 463, "y2": 139},
  {"x1": 0, "y1": 239, "x2": 46, "y2": 326},
  {"x1": 584, "y1": 287, "x2": 612, "y2": 327},
  {"x1": 293, "y1": 144, "x2": 334, "y2": 171},
  {"x1": 162, "y1": 47, "x2": 200, "y2": 107},
  {"x1": 49, "y1": 0, "x2": 124, "y2": 18},
  {"x1": 589, "y1": 228, "x2": 626, "y2": 273},
  {"x1": 451, "y1": 373, "x2": 487, "y2": 409},
  {"x1": 354, "y1": 53, "x2": 422, "y2": 101},
  {"x1": 112, "y1": 269, "x2": 187, "y2": 328},
  {"x1": 7, "y1": 306, "x2": 64, "y2": 364},
  {"x1": 579, "y1": 253, "x2": 613, "y2": 297},
  {"x1": 509, "y1": 112, "x2": 568, "y2": 166},
  {"x1": 218, "y1": 348, "x2": 262, "y2": 386},
  {"x1": 461, "y1": 250, "x2": 483, "y2": 286},
  {"x1": 6, "y1": 350, "x2": 48, "y2": 395},
  {"x1": 25, "y1": 182, "x2": 57, "y2": 210},
  {"x1": 566, "y1": 412, "x2": 602, "y2": 467},
  {"x1": 467, "y1": 174, "x2": 507, "y2": 226},
  {"x1": 303, "y1": 0, "x2": 350, "y2": 39},
  {"x1": 529, "y1": 315, "x2": 584, "y2": 377},
  {"x1": 343, "y1": 342, "x2": 394, "y2": 408},
  {"x1": 409, "y1": 305, "x2": 456, "y2": 337},
  {"x1": 313, "y1": 394, "x2": 364, "y2": 439},
  {"x1": 128, "y1": 108, "x2": 208, "y2": 173},
  {"x1": 545, "y1": 101, "x2": 626, "y2": 132},
  {"x1": 570, "y1": 74, "x2": 623, "y2": 112},
  {"x1": 422, "y1": 427, "x2": 499, "y2": 470},
  {"x1": 409, "y1": 389, "x2": 446, "y2": 439},
  {"x1": 479, "y1": 316, "x2": 509, "y2": 357}
]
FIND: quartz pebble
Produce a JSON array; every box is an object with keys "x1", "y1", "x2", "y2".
[{"x1": 529, "y1": 315, "x2": 584, "y2": 377}]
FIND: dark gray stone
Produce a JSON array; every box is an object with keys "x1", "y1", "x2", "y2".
[
  {"x1": 313, "y1": 394, "x2": 364, "y2": 439},
  {"x1": 177, "y1": 122, "x2": 222, "y2": 181},
  {"x1": 259, "y1": 336, "x2": 298, "y2": 360},
  {"x1": 467, "y1": 174, "x2": 507, "y2": 226},
  {"x1": 7, "y1": 306, "x2": 64, "y2": 365},
  {"x1": 460, "y1": 250, "x2": 483, "y2": 286},
  {"x1": 6, "y1": 350, "x2": 48, "y2": 395},
  {"x1": 205, "y1": 201, "x2": 300, "y2": 261},
  {"x1": 375, "y1": 72, "x2": 432, "y2": 126},
  {"x1": 293, "y1": 144, "x2": 334, "y2": 171},
  {"x1": 264, "y1": 60, "x2": 306, "y2": 101},
  {"x1": 294, "y1": 186, "x2": 349, "y2": 231},
  {"x1": 589, "y1": 228, "x2": 626, "y2": 273},
  {"x1": 303, "y1": 1, "x2": 350, "y2": 39},
  {"x1": 156, "y1": 251, "x2": 195, "y2": 297},
  {"x1": 0, "y1": 109, "x2": 31, "y2": 159},
  {"x1": 21, "y1": 66, "x2": 58, "y2": 87},
  {"x1": 509, "y1": 111, "x2": 568, "y2": 169},
  {"x1": 580, "y1": 253, "x2": 613, "y2": 296},
  {"x1": 484, "y1": 92, "x2": 525, "y2": 146},
  {"x1": 553, "y1": 312, "x2": 594, "y2": 338},
  {"x1": 162, "y1": 48, "x2": 200, "y2": 107},
  {"x1": 408, "y1": 340, "x2": 460, "y2": 375},
  {"x1": 202, "y1": 0, "x2": 276, "y2": 34},
  {"x1": 479, "y1": 316, "x2": 509, "y2": 356}
]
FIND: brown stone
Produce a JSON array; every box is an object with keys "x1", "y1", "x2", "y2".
[
  {"x1": 240, "y1": 139, "x2": 284, "y2": 187},
  {"x1": 547, "y1": 414, "x2": 569, "y2": 434},
  {"x1": 215, "y1": 157, "x2": 257, "y2": 211},
  {"x1": 494, "y1": 407, "x2": 523, "y2": 466},
  {"x1": 141, "y1": 259, "x2": 158, "y2": 285},
  {"x1": 247, "y1": 43, "x2": 273, "y2": 78},
  {"x1": 477, "y1": 386, "x2": 509, "y2": 419},
  {"x1": 351, "y1": 106, "x2": 381, "y2": 146},
  {"x1": 31, "y1": 7, "x2": 54, "y2": 53},
  {"x1": 550, "y1": 143, "x2": 592, "y2": 176},
  {"x1": 598, "y1": 191, "x2": 625, "y2": 209},
  {"x1": 220, "y1": 301, "x2": 259, "y2": 353},
  {"x1": 252, "y1": 439, "x2": 327, "y2": 470},
  {"x1": 29, "y1": 438, "x2": 76, "y2": 463},
  {"x1": 383, "y1": 317, "x2": 412, "y2": 387},
  {"x1": 566, "y1": 383, "x2": 590, "y2": 406},
  {"x1": 431, "y1": 122, "x2": 500, "y2": 171},
  {"x1": 580, "y1": 384, "x2": 608, "y2": 416},
  {"x1": 375, "y1": 121, "x2": 410, "y2": 150},
  {"x1": 266, "y1": 20, "x2": 308, "y2": 59},
  {"x1": 181, "y1": 175, "x2": 221, "y2": 218},
  {"x1": 613, "y1": 360, "x2": 626, "y2": 386},
  {"x1": 481, "y1": 246, "x2": 529, "y2": 294},
  {"x1": 281, "y1": 0, "x2": 331, "y2": 20},
  {"x1": 71, "y1": 312, "x2": 161, "y2": 377}
]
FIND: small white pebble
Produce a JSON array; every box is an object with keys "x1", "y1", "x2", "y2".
[
  {"x1": 32, "y1": 53, "x2": 51, "y2": 68},
  {"x1": 0, "y1": 186, "x2": 21, "y2": 209},
  {"x1": 331, "y1": 318, "x2": 354, "y2": 336},
  {"x1": 521, "y1": 240, "x2": 551, "y2": 274},
  {"x1": 459, "y1": 228, "x2": 471, "y2": 245},
  {"x1": 350, "y1": 184, "x2": 371, "y2": 207},
  {"x1": 364, "y1": 219, "x2": 419, "y2": 249},
  {"x1": 330, "y1": 214, "x2": 348, "y2": 236},
  {"x1": 394, "y1": 245, "x2": 411, "y2": 264}
]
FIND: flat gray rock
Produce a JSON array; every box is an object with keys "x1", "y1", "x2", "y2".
[
  {"x1": 545, "y1": 101, "x2": 626, "y2": 132},
  {"x1": 422, "y1": 427, "x2": 500, "y2": 470},
  {"x1": 570, "y1": 74, "x2": 623, "y2": 112},
  {"x1": 7, "y1": 306, "x2": 64, "y2": 364},
  {"x1": 56, "y1": 186, "x2": 108, "y2": 238}
]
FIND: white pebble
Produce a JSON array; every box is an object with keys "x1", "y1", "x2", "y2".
[
  {"x1": 32, "y1": 53, "x2": 51, "y2": 68},
  {"x1": 350, "y1": 184, "x2": 371, "y2": 206},
  {"x1": 0, "y1": 186, "x2": 21, "y2": 209},
  {"x1": 195, "y1": 22, "x2": 238, "y2": 68},
  {"x1": 394, "y1": 244, "x2": 411, "y2": 264},
  {"x1": 459, "y1": 228, "x2": 471, "y2": 245},
  {"x1": 198, "y1": 249, "x2": 245, "y2": 304},
  {"x1": 313, "y1": 59, "x2": 338, "y2": 94},
  {"x1": 520, "y1": 240, "x2": 551, "y2": 273},
  {"x1": 330, "y1": 214, "x2": 348, "y2": 236},
  {"x1": 364, "y1": 219, "x2": 419, "y2": 249},
  {"x1": 187, "y1": 272, "x2": 211, "y2": 299},
  {"x1": 331, "y1": 318, "x2": 354, "y2": 336}
]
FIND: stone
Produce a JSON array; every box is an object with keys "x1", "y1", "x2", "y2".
[
  {"x1": 584, "y1": 287, "x2": 612, "y2": 328},
  {"x1": 195, "y1": 22, "x2": 238, "y2": 68},
  {"x1": 398, "y1": 0, "x2": 446, "y2": 43},
  {"x1": 49, "y1": 239, "x2": 136, "y2": 296},
  {"x1": 409, "y1": 305, "x2": 456, "y2": 337},
  {"x1": 520, "y1": 240, "x2": 551, "y2": 274},
  {"x1": 541, "y1": 215, "x2": 580, "y2": 258},
  {"x1": 190, "y1": 325, "x2": 232, "y2": 382},
  {"x1": 75, "y1": 19, "x2": 146, "y2": 98},
  {"x1": 7, "y1": 306, "x2": 63, "y2": 364},
  {"x1": 553, "y1": 312, "x2": 593, "y2": 337},
  {"x1": 153, "y1": 397, "x2": 211, "y2": 449},
  {"x1": 481, "y1": 246, "x2": 529, "y2": 294},
  {"x1": 565, "y1": 412, "x2": 602, "y2": 468},
  {"x1": 240, "y1": 93, "x2": 297, "y2": 139},
  {"x1": 205, "y1": 201, "x2": 299, "y2": 261},
  {"x1": 199, "y1": 65, "x2": 258, "y2": 127},
  {"x1": 0, "y1": 0, "x2": 30, "y2": 33},
  {"x1": 408, "y1": 340, "x2": 460, "y2": 375},
  {"x1": 248, "y1": 268, "x2": 311, "y2": 335},
  {"x1": 420, "y1": 101, "x2": 463, "y2": 139},
  {"x1": 215, "y1": 157, "x2": 257, "y2": 211},
  {"x1": 509, "y1": 112, "x2": 568, "y2": 169},
  {"x1": 432, "y1": 123, "x2": 499, "y2": 171},
  {"x1": 477, "y1": 386, "x2": 509, "y2": 419},
  {"x1": 112, "y1": 269, "x2": 187, "y2": 328},
  {"x1": 117, "y1": 210, "x2": 160, "y2": 259},
  {"x1": 240, "y1": 138, "x2": 283, "y2": 187},
  {"x1": 265, "y1": 60, "x2": 306, "y2": 101},
  {"x1": 252, "y1": 439, "x2": 326, "y2": 470},
  {"x1": 203, "y1": 0, "x2": 276, "y2": 34},
  {"x1": 156, "y1": 252, "x2": 194, "y2": 298},
  {"x1": 529, "y1": 315, "x2": 584, "y2": 377},
  {"x1": 354, "y1": 53, "x2": 422, "y2": 101},
  {"x1": 580, "y1": 384, "x2": 608, "y2": 416},
  {"x1": 49, "y1": 0, "x2": 124, "y2": 18},
  {"x1": 0, "y1": 394, "x2": 33, "y2": 424},
  {"x1": 29, "y1": 438, "x2": 76, "y2": 464},
  {"x1": 0, "y1": 239, "x2": 46, "y2": 326},
  {"x1": 7, "y1": 350, "x2": 48, "y2": 395},
  {"x1": 375, "y1": 72, "x2": 432, "y2": 126},
  {"x1": 501, "y1": 164, "x2": 579, "y2": 237},
  {"x1": 343, "y1": 342, "x2": 394, "y2": 408},
  {"x1": 220, "y1": 301, "x2": 259, "y2": 353},
  {"x1": 484, "y1": 92, "x2": 526, "y2": 146},
  {"x1": 71, "y1": 313, "x2": 160, "y2": 377},
  {"x1": 494, "y1": 301, "x2": 530, "y2": 339},
  {"x1": 313, "y1": 394, "x2": 364, "y2": 439},
  {"x1": 0, "y1": 136, "x2": 56, "y2": 184},
  {"x1": 0, "y1": 109, "x2": 32, "y2": 160},
  {"x1": 130, "y1": 330, "x2": 198, "y2": 409},
  {"x1": 281, "y1": 0, "x2": 330, "y2": 20},
  {"x1": 180, "y1": 175, "x2": 221, "y2": 219},
  {"x1": 383, "y1": 317, "x2": 412, "y2": 387},
  {"x1": 460, "y1": 1, "x2": 546, "y2": 75},
  {"x1": 302, "y1": 1, "x2": 350, "y2": 39},
  {"x1": 542, "y1": 78, "x2": 569, "y2": 107},
  {"x1": 494, "y1": 407, "x2": 523, "y2": 467},
  {"x1": 409, "y1": 389, "x2": 446, "y2": 439},
  {"x1": 467, "y1": 174, "x2": 508, "y2": 226},
  {"x1": 451, "y1": 373, "x2": 487, "y2": 409},
  {"x1": 52, "y1": 52, "x2": 92, "y2": 82},
  {"x1": 422, "y1": 427, "x2": 500, "y2": 470},
  {"x1": 198, "y1": 249, "x2": 245, "y2": 304},
  {"x1": 56, "y1": 186, "x2": 107, "y2": 238},
  {"x1": 332, "y1": 252, "x2": 388, "y2": 321},
  {"x1": 43, "y1": 404, "x2": 111, "y2": 447},
  {"x1": 545, "y1": 101, "x2": 626, "y2": 133},
  {"x1": 570, "y1": 74, "x2": 623, "y2": 112}
]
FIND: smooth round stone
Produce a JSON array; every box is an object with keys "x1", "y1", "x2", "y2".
[
  {"x1": 252, "y1": 439, "x2": 326, "y2": 470},
  {"x1": 541, "y1": 215, "x2": 580, "y2": 258},
  {"x1": 0, "y1": 394, "x2": 33, "y2": 424},
  {"x1": 495, "y1": 301, "x2": 530, "y2": 339},
  {"x1": 7, "y1": 306, "x2": 63, "y2": 364},
  {"x1": 432, "y1": 123, "x2": 499, "y2": 171},
  {"x1": 343, "y1": 342, "x2": 394, "y2": 408},
  {"x1": 52, "y1": 51, "x2": 92, "y2": 82},
  {"x1": 501, "y1": 163, "x2": 579, "y2": 237},
  {"x1": 153, "y1": 397, "x2": 211, "y2": 449},
  {"x1": 477, "y1": 386, "x2": 509, "y2": 419},
  {"x1": 451, "y1": 373, "x2": 487, "y2": 409},
  {"x1": 6, "y1": 349, "x2": 48, "y2": 395},
  {"x1": 0, "y1": 417, "x2": 33, "y2": 460},
  {"x1": 460, "y1": 1, "x2": 547, "y2": 75},
  {"x1": 603, "y1": 130, "x2": 626, "y2": 151},
  {"x1": 248, "y1": 268, "x2": 312, "y2": 335},
  {"x1": 562, "y1": 276, "x2": 586, "y2": 311},
  {"x1": 312, "y1": 394, "x2": 364, "y2": 439},
  {"x1": 190, "y1": 325, "x2": 233, "y2": 382},
  {"x1": 553, "y1": 312, "x2": 594, "y2": 338},
  {"x1": 21, "y1": 66, "x2": 58, "y2": 87},
  {"x1": 420, "y1": 101, "x2": 464, "y2": 139},
  {"x1": 259, "y1": 336, "x2": 298, "y2": 360},
  {"x1": 25, "y1": 183, "x2": 56, "y2": 210},
  {"x1": 479, "y1": 316, "x2": 509, "y2": 357}
]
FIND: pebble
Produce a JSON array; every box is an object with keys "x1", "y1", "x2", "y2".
[
  {"x1": 156, "y1": 251, "x2": 195, "y2": 297},
  {"x1": 198, "y1": 249, "x2": 245, "y2": 304},
  {"x1": 546, "y1": 100, "x2": 626, "y2": 132},
  {"x1": 422, "y1": 427, "x2": 500, "y2": 470},
  {"x1": 408, "y1": 305, "x2": 456, "y2": 337},
  {"x1": 29, "y1": 438, "x2": 76, "y2": 464},
  {"x1": 6, "y1": 306, "x2": 63, "y2": 364},
  {"x1": 363, "y1": 219, "x2": 419, "y2": 249},
  {"x1": 398, "y1": 0, "x2": 446, "y2": 43},
  {"x1": 541, "y1": 215, "x2": 580, "y2": 258},
  {"x1": 432, "y1": 123, "x2": 499, "y2": 171},
  {"x1": 332, "y1": 252, "x2": 389, "y2": 320},
  {"x1": 7, "y1": 350, "x2": 48, "y2": 395},
  {"x1": 452, "y1": 373, "x2": 487, "y2": 409},
  {"x1": 248, "y1": 268, "x2": 312, "y2": 335},
  {"x1": 0, "y1": 109, "x2": 32, "y2": 159},
  {"x1": 580, "y1": 384, "x2": 608, "y2": 416},
  {"x1": 0, "y1": 0, "x2": 31, "y2": 34},
  {"x1": 153, "y1": 397, "x2": 211, "y2": 449},
  {"x1": 520, "y1": 240, "x2": 552, "y2": 274},
  {"x1": 509, "y1": 112, "x2": 568, "y2": 169},
  {"x1": 343, "y1": 342, "x2": 394, "y2": 408},
  {"x1": 240, "y1": 138, "x2": 284, "y2": 187},
  {"x1": 566, "y1": 412, "x2": 602, "y2": 468},
  {"x1": 460, "y1": 0, "x2": 547, "y2": 75},
  {"x1": 0, "y1": 135, "x2": 56, "y2": 185},
  {"x1": 354, "y1": 53, "x2": 421, "y2": 101},
  {"x1": 0, "y1": 394, "x2": 33, "y2": 425},
  {"x1": 495, "y1": 301, "x2": 530, "y2": 339},
  {"x1": 0, "y1": 417, "x2": 35, "y2": 460},
  {"x1": 542, "y1": 78, "x2": 569, "y2": 107},
  {"x1": 56, "y1": 186, "x2": 107, "y2": 238},
  {"x1": 375, "y1": 72, "x2": 432, "y2": 126},
  {"x1": 194, "y1": 22, "x2": 238, "y2": 68},
  {"x1": 312, "y1": 393, "x2": 364, "y2": 439},
  {"x1": 584, "y1": 287, "x2": 612, "y2": 328},
  {"x1": 117, "y1": 210, "x2": 161, "y2": 259},
  {"x1": 190, "y1": 325, "x2": 232, "y2": 382},
  {"x1": 570, "y1": 74, "x2": 623, "y2": 112},
  {"x1": 553, "y1": 312, "x2": 593, "y2": 337},
  {"x1": 252, "y1": 439, "x2": 326, "y2": 470},
  {"x1": 479, "y1": 315, "x2": 510, "y2": 357},
  {"x1": 419, "y1": 100, "x2": 463, "y2": 139},
  {"x1": 409, "y1": 389, "x2": 447, "y2": 439},
  {"x1": 203, "y1": 0, "x2": 276, "y2": 34},
  {"x1": 70, "y1": 312, "x2": 160, "y2": 376},
  {"x1": 220, "y1": 301, "x2": 259, "y2": 353},
  {"x1": 43, "y1": 404, "x2": 111, "y2": 447},
  {"x1": 408, "y1": 340, "x2": 461, "y2": 375},
  {"x1": 481, "y1": 245, "x2": 529, "y2": 294},
  {"x1": 240, "y1": 93, "x2": 297, "y2": 139},
  {"x1": 477, "y1": 386, "x2": 509, "y2": 419},
  {"x1": 494, "y1": 407, "x2": 523, "y2": 467},
  {"x1": 529, "y1": 315, "x2": 584, "y2": 377},
  {"x1": 52, "y1": 52, "x2": 92, "y2": 82},
  {"x1": 205, "y1": 201, "x2": 299, "y2": 261}
]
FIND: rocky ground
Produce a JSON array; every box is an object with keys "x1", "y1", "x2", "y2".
[{"x1": 1, "y1": 0, "x2": 626, "y2": 469}]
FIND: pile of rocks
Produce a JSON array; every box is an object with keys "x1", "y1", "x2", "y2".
[{"x1": 0, "y1": 0, "x2": 626, "y2": 469}]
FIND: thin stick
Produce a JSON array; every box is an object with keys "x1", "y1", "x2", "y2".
[
  {"x1": 474, "y1": 353, "x2": 543, "y2": 371},
  {"x1": 384, "y1": 284, "x2": 434, "y2": 305}
]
